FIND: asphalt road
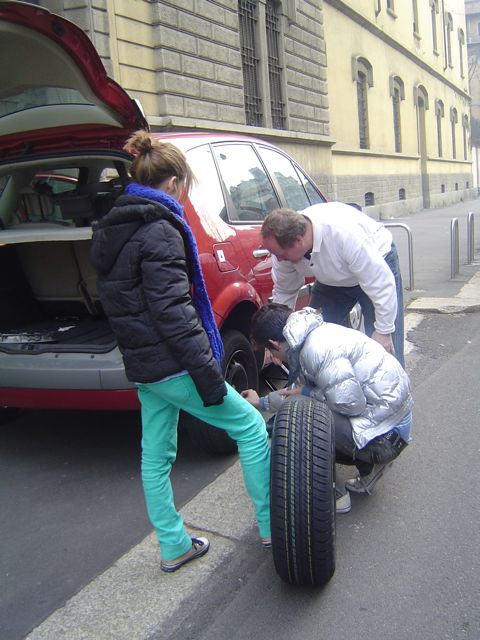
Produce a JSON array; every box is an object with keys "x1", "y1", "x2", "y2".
[
  {"x1": 166, "y1": 309, "x2": 480, "y2": 640},
  {"x1": 0, "y1": 410, "x2": 235, "y2": 640}
]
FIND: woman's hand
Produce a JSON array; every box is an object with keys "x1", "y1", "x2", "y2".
[{"x1": 241, "y1": 389, "x2": 260, "y2": 408}]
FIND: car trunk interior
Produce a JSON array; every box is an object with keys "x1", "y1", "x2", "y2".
[
  {"x1": 0, "y1": 240, "x2": 115, "y2": 354},
  {"x1": 0, "y1": 154, "x2": 131, "y2": 355}
]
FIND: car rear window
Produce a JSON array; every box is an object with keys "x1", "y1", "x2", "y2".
[{"x1": 0, "y1": 87, "x2": 91, "y2": 118}]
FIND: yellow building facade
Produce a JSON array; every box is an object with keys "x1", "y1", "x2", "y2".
[
  {"x1": 34, "y1": 0, "x2": 473, "y2": 218},
  {"x1": 324, "y1": 0, "x2": 472, "y2": 217}
]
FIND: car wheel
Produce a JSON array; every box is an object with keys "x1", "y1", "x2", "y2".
[
  {"x1": 184, "y1": 329, "x2": 259, "y2": 455},
  {"x1": 270, "y1": 396, "x2": 336, "y2": 586},
  {"x1": 0, "y1": 407, "x2": 20, "y2": 425}
]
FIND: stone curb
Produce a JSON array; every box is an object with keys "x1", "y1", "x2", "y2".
[
  {"x1": 407, "y1": 270, "x2": 480, "y2": 314},
  {"x1": 407, "y1": 298, "x2": 480, "y2": 313}
]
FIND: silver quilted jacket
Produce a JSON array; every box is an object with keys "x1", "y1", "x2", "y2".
[{"x1": 283, "y1": 308, "x2": 413, "y2": 449}]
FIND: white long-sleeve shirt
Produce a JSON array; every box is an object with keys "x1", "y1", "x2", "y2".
[{"x1": 271, "y1": 202, "x2": 397, "y2": 334}]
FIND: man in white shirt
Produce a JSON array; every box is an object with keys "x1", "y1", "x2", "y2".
[{"x1": 260, "y1": 203, "x2": 404, "y2": 367}]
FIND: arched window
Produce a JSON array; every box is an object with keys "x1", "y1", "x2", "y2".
[
  {"x1": 390, "y1": 75, "x2": 405, "y2": 152},
  {"x1": 352, "y1": 57, "x2": 373, "y2": 149},
  {"x1": 462, "y1": 114, "x2": 469, "y2": 161},
  {"x1": 446, "y1": 13, "x2": 453, "y2": 68},
  {"x1": 435, "y1": 99, "x2": 444, "y2": 157},
  {"x1": 414, "y1": 84, "x2": 429, "y2": 156},
  {"x1": 365, "y1": 192, "x2": 375, "y2": 206},
  {"x1": 458, "y1": 29, "x2": 465, "y2": 79},
  {"x1": 450, "y1": 107, "x2": 458, "y2": 159}
]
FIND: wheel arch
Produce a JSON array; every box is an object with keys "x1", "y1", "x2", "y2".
[{"x1": 212, "y1": 282, "x2": 263, "y2": 337}]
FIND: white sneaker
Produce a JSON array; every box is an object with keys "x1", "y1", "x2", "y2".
[{"x1": 335, "y1": 487, "x2": 352, "y2": 513}]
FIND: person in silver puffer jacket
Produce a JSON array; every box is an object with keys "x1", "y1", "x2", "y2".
[{"x1": 243, "y1": 304, "x2": 413, "y2": 505}]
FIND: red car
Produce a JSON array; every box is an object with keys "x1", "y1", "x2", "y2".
[{"x1": 0, "y1": 2, "x2": 325, "y2": 451}]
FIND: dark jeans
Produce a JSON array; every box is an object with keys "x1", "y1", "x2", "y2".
[
  {"x1": 309, "y1": 244, "x2": 404, "y2": 368},
  {"x1": 333, "y1": 412, "x2": 402, "y2": 476}
]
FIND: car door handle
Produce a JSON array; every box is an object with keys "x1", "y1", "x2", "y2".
[{"x1": 252, "y1": 249, "x2": 270, "y2": 259}]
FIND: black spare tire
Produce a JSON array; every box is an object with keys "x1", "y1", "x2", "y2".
[{"x1": 270, "y1": 395, "x2": 336, "y2": 586}]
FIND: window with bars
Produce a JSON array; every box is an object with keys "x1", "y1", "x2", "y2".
[
  {"x1": 390, "y1": 76, "x2": 404, "y2": 153},
  {"x1": 431, "y1": 0, "x2": 439, "y2": 53},
  {"x1": 412, "y1": 0, "x2": 419, "y2": 35},
  {"x1": 458, "y1": 29, "x2": 465, "y2": 78},
  {"x1": 435, "y1": 99, "x2": 444, "y2": 157},
  {"x1": 357, "y1": 72, "x2": 369, "y2": 149},
  {"x1": 392, "y1": 88, "x2": 402, "y2": 152},
  {"x1": 450, "y1": 107, "x2": 458, "y2": 159},
  {"x1": 265, "y1": 0, "x2": 286, "y2": 130},
  {"x1": 446, "y1": 13, "x2": 453, "y2": 68},
  {"x1": 239, "y1": 0, "x2": 262, "y2": 126},
  {"x1": 238, "y1": 0, "x2": 286, "y2": 130},
  {"x1": 352, "y1": 57, "x2": 373, "y2": 150},
  {"x1": 462, "y1": 114, "x2": 469, "y2": 161}
]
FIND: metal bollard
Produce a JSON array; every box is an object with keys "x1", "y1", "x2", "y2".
[
  {"x1": 467, "y1": 212, "x2": 475, "y2": 265},
  {"x1": 451, "y1": 218, "x2": 459, "y2": 278},
  {"x1": 384, "y1": 222, "x2": 414, "y2": 290}
]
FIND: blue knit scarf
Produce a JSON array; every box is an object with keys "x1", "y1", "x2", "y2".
[{"x1": 125, "y1": 182, "x2": 224, "y2": 363}]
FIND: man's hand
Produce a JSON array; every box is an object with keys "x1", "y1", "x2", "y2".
[
  {"x1": 371, "y1": 330, "x2": 396, "y2": 357},
  {"x1": 241, "y1": 389, "x2": 260, "y2": 408},
  {"x1": 279, "y1": 387, "x2": 301, "y2": 397}
]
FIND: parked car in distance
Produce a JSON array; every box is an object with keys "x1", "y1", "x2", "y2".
[{"x1": 0, "y1": 2, "x2": 326, "y2": 452}]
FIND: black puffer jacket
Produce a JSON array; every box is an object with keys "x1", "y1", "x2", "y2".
[{"x1": 90, "y1": 195, "x2": 227, "y2": 406}]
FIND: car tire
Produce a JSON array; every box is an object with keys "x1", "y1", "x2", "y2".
[
  {"x1": 270, "y1": 395, "x2": 336, "y2": 586},
  {"x1": 184, "y1": 329, "x2": 259, "y2": 455}
]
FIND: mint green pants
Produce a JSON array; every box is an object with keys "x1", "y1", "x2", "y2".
[{"x1": 137, "y1": 375, "x2": 271, "y2": 561}]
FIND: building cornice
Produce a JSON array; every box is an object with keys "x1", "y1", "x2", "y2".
[
  {"x1": 332, "y1": 147, "x2": 420, "y2": 160},
  {"x1": 324, "y1": 0, "x2": 471, "y2": 101},
  {"x1": 148, "y1": 115, "x2": 336, "y2": 146}
]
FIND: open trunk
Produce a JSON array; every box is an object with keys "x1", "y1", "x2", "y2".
[
  {"x1": 0, "y1": 220, "x2": 132, "y2": 394},
  {"x1": 0, "y1": 239, "x2": 115, "y2": 355}
]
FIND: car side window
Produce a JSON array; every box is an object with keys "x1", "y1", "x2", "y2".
[
  {"x1": 213, "y1": 143, "x2": 280, "y2": 223},
  {"x1": 257, "y1": 146, "x2": 312, "y2": 211},
  {"x1": 186, "y1": 145, "x2": 228, "y2": 221},
  {"x1": 295, "y1": 167, "x2": 325, "y2": 205}
]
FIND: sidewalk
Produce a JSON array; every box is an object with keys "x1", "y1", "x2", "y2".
[
  {"x1": 25, "y1": 200, "x2": 480, "y2": 640},
  {"x1": 388, "y1": 198, "x2": 480, "y2": 304}
]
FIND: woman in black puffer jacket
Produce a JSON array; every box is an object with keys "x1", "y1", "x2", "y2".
[{"x1": 90, "y1": 131, "x2": 271, "y2": 572}]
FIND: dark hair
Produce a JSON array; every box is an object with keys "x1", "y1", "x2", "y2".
[
  {"x1": 261, "y1": 208, "x2": 307, "y2": 248},
  {"x1": 123, "y1": 130, "x2": 194, "y2": 199},
  {"x1": 250, "y1": 303, "x2": 293, "y2": 348}
]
